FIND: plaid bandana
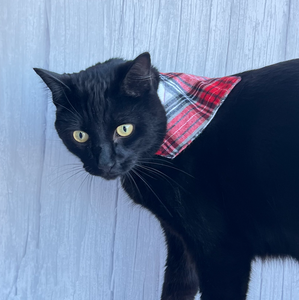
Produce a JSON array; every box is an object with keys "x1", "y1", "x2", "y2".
[{"x1": 156, "y1": 73, "x2": 241, "y2": 159}]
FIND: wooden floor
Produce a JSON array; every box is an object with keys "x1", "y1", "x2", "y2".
[{"x1": 1, "y1": 0, "x2": 299, "y2": 299}]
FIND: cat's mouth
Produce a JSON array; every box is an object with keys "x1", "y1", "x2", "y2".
[{"x1": 83, "y1": 164, "x2": 129, "y2": 180}]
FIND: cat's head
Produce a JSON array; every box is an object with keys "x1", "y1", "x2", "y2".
[{"x1": 34, "y1": 53, "x2": 167, "y2": 180}]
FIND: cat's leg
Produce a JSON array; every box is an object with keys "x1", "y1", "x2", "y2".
[
  {"x1": 161, "y1": 228, "x2": 199, "y2": 300},
  {"x1": 197, "y1": 242, "x2": 252, "y2": 300}
]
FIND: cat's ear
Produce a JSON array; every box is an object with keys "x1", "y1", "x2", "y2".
[
  {"x1": 123, "y1": 52, "x2": 153, "y2": 97},
  {"x1": 33, "y1": 68, "x2": 71, "y2": 98}
]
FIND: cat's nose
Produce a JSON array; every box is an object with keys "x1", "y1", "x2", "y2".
[
  {"x1": 98, "y1": 161, "x2": 115, "y2": 173},
  {"x1": 97, "y1": 155, "x2": 116, "y2": 173},
  {"x1": 96, "y1": 143, "x2": 115, "y2": 171}
]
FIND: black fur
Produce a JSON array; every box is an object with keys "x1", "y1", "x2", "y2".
[{"x1": 34, "y1": 53, "x2": 299, "y2": 300}]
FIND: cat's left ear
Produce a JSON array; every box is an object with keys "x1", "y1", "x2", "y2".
[
  {"x1": 33, "y1": 68, "x2": 71, "y2": 99},
  {"x1": 123, "y1": 52, "x2": 153, "y2": 97}
]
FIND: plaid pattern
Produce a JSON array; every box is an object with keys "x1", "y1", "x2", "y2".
[{"x1": 156, "y1": 72, "x2": 241, "y2": 159}]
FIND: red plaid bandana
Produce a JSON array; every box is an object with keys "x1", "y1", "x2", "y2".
[{"x1": 156, "y1": 73, "x2": 241, "y2": 159}]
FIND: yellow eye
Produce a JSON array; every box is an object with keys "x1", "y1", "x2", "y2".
[
  {"x1": 116, "y1": 124, "x2": 134, "y2": 137},
  {"x1": 73, "y1": 131, "x2": 89, "y2": 143}
]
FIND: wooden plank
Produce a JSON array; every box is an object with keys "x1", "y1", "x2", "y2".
[
  {"x1": 285, "y1": 0, "x2": 299, "y2": 59},
  {"x1": 0, "y1": 0, "x2": 50, "y2": 298}
]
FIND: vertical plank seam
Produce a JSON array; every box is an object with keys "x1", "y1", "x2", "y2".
[
  {"x1": 224, "y1": 2, "x2": 234, "y2": 75},
  {"x1": 35, "y1": 0, "x2": 51, "y2": 250},
  {"x1": 109, "y1": 179, "x2": 120, "y2": 300},
  {"x1": 174, "y1": 0, "x2": 183, "y2": 69},
  {"x1": 284, "y1": 0, "x2": 292, "y2": 59}
]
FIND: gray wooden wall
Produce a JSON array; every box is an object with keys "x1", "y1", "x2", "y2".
[{"x1": 1, "y1": 0, "x2": 299, "y2": 299}]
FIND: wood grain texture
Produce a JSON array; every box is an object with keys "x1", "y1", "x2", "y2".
[{"x1": 1, "y1": 0, "x2": 299, "y2": 299}]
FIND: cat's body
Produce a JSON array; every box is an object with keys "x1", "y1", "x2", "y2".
[{"x1": 34, "y1": 54, "x2": 299, "y2": 300}]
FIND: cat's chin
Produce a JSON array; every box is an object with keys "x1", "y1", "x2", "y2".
[
  {"x1": 100, "y1": 174, "x2": 119, "y2": 181},
  {"x1": 86, "y1": 169, "x2": 120, "y2": 180}
]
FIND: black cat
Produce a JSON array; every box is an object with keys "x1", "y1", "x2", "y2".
[{"x1": 34, "y1": 53, "x2": 299, "y2": 300}]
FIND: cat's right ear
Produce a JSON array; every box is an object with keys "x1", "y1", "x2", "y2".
[
  {"x1": 122, "y1": 52, "x2": 153, "y2": 97},
  {"x1": 33, "y1": 68, "x2": 71, "y2": 98}
]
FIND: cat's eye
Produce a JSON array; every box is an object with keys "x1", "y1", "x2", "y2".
[
  {"x1": 116, "y1": 124, "x2": 134, "y2": 137},
  {"x1": 73, "y1": 131, "x2": 89, "y2": 143}
]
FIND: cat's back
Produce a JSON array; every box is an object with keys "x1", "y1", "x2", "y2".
[
  {"x1": 235, "y1": 58, "x2": 299, "y2": 86},
  {"x1": 212, "y1": 58, "x2": 299, "y2": 153}
]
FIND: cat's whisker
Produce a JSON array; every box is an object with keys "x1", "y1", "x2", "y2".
[
  {"x1": 76, "y1": 172, "x2": 91, "y2": 198},
  {"x1": 134, "y1": 74, "x2": 155, "y2": 81},
  {"x1": 48, "y1": 166, "x2": 84, "y2": 185},
  {"x1": 61, "y1": 89, "x2": 82, "y2": 120},
  {"x1": 57, "y1": 169, "x2": 87, "y2": 188},
  {"x1": 131, "y1": 169, "x2": 173, "y2": 217},
  {"x1": 140, "y1": 157, "x2": 175, "y2": 165},
  {"x1": 54, "y1": 164, "x2": 83, "y2": 173},
  {"x1": 127, "y1": 172, "x2": 142, "y2": 200},
  {"x1": 54, "y1": 164, "x2": 83, "y2": 175},
  {"x1": 138, "y1": 159, "x2": 195, "y2": 179},
  {"x1": 87, "y1": 174, "x2": 94, "y2": 197},
  {"x1": 58, "y1": 163, "x2": 83, "y2": 168},
  {"x1": 135, "y1": 164, "x2": 189, "y2": 195},
  {"x1": 134, "y1": 167, "x2": 157, "y2": 180},
  {"x1": 55, "y1": 102, "x2": 81, "y2": 121}
]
